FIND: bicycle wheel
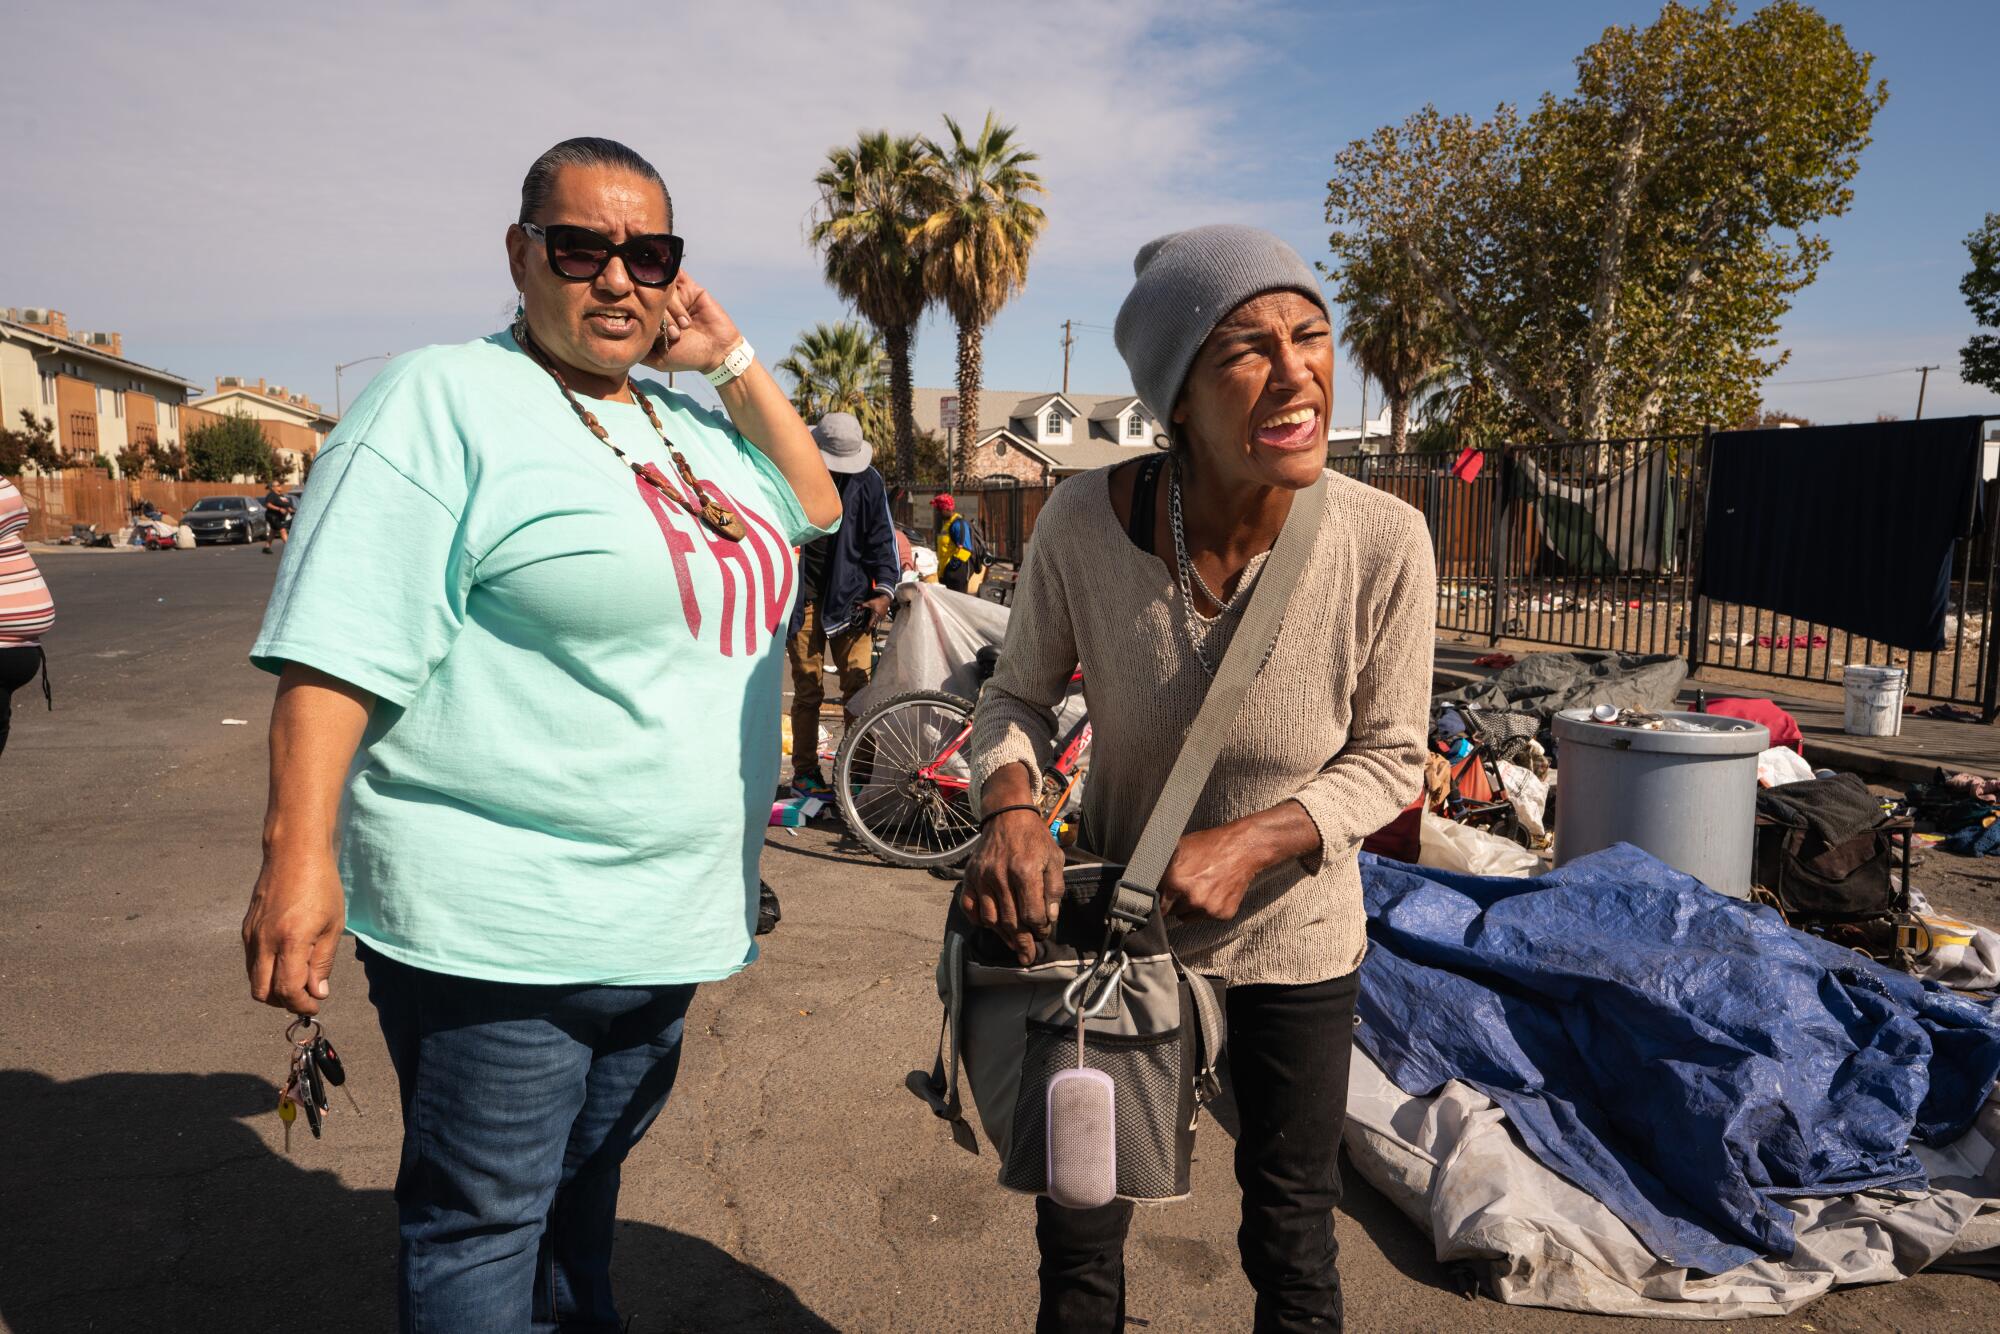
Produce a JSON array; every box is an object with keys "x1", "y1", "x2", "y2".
[{"x1": 834, "y1": 690, "x2": 983, "y2": 869}]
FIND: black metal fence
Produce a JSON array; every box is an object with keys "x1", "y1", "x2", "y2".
[
  {"x1": 1334, "y1": 422, "x2": 2000, "y2": 715},
  {"x1": 889, "y1": 481, "x2": 1054, "y2": 566}
]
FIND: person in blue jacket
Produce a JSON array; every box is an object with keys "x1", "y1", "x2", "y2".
[{"x1": 788, "y1": 412, "x2": 901, "y2": 796}]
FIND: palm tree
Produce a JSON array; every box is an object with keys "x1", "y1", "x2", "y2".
[
  {"x1": 776, "y1": 320, "x2": 891, "y2": 446},
  {"x1": 1334, "y1": 247, "x2": 1452, "y2": 454},
  {"x1": 811, "y1": 132, "x2": 941, "y2": 486},
  {"x1": 916, "y1": 112, "x2": 1047, "y2": 473},
  {"x1": 1409, "y1": 350, "x2": 1525, "y2": 457}
]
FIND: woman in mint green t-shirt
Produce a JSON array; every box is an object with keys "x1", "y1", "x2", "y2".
[{"x1": 239, "y1": 136, "x2": 839, "y2": 1334}]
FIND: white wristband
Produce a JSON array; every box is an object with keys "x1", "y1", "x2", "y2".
[{"x1": 705, "y1": 339, "x2": 754, "y2": 387}]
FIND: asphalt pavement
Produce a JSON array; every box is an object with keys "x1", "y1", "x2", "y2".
[{"x1": 1, "y1": 546, "x2": 1992, "y2": 1331}]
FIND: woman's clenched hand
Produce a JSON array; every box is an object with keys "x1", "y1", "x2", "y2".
[{"x1": 1159, "y1": 799, "x2": 1322, "y2": 922}]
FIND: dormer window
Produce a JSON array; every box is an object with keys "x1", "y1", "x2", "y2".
[
  {"x1": 1126, "y1": 413, "x2": 1145, "y2": 439},
  {"x1": 1044, "y1": 409, "x2": 1063, "y2": 436}
]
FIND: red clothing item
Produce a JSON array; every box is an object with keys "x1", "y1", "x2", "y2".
[
  {"x1": 1705, "y1": 697, "x2": 1803, "y2": 754},
  {"x1": 1364, "y1": 801, "x2": 1422, "y2": 863}
]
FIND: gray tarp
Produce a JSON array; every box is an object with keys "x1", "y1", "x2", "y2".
[
  {"x1": 1436, "y1": 651, "x2": 1688, "y2": 729},
  {"x1": 1514, "y1": 448, "x2": 1679, "y2": 575},
  {"x1": 1345, "y1": 1048, "x2": 2000, "y2": 1318}
]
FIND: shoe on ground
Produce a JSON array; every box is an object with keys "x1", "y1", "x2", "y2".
[{"x1": 791, "y1": 773, "x2": 834, "y2": 799}]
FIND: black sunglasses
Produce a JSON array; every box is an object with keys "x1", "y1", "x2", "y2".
[{"x1": 520, "y1": 222, "x2": 685, "y2": 288}]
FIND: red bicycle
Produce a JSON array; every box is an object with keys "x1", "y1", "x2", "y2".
[{"x1": 834, "y1": 652, "x2": 1090, "y2": 869}]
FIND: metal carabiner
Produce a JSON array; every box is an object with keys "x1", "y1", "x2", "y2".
[{"x1": 1059, "y1": 951, "x2": 1128, "y2": 1021}]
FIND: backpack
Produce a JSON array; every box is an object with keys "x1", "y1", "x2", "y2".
[
  {"x1": 1753, "y1": 775, "x2": 1922, "y2": 968},
  {"x1": 957, "y1": 515, "x2": 988, "y2": 572}
]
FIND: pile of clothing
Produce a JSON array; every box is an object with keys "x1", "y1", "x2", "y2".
[{"x1": 1906, "y1": 770, "x2": 2000, "y2": 857}]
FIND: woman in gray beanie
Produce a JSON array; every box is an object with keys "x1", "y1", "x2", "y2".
[{"x1": 965, "y1": 224, "x2": 1435, "y2": 1331}]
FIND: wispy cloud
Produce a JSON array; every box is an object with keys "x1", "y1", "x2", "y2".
[{"x1": 1, "y1": 0, "x2": 1302, "y2": 398}]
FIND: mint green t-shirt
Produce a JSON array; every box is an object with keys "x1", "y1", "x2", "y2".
[{"x1": 251, "y1": 331, "x2": 828, "y2": 985}]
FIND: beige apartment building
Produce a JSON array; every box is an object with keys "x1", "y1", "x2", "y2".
[
  {"x1": 0, "y1": 307, "x2": 200, "y2": 469},
  {"x1": 186, "y1": 376, "x2": 337, "y2": 477}
]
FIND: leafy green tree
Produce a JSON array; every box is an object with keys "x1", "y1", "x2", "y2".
[
  {"x1": 113, "y1": 441, "x2": 151, "y2": 479},
  {"x1": 1962, "y1": 212, "x2": 2000, "y2": 394},
  {"x1": 811, "y1": 132, "x2": 943, "y2": 486},
  {"x1": 1326, "y1": 0, "x2": 1887, "y2": 442},
  {"x1": 916, "y1": 112, "x2": 1046, "y2": 473},
  {"x1": 776, "y1": 320, "x2": 892, "y2": 446},
  {"x1": 1330, "y1": 244, "x2": 1452, "y2": 453},
  {"x1": 186, "y1": 411, "x2": 276, "y2": 483},
  {"x1": 1407, "y1": 355, "x2": 1511, "y2": 454},
  {"x1": 907, "y1": 429, "x2": 955, "y2": 488},
  {"x1": 0, "y1": 410, "x2": 61, "y2": 474},
  {"x1": 151, "y1": 441, "x2": 188, "y2": 481}
]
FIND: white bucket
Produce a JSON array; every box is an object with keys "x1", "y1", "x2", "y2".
[{"x1": 1842, "y1": 664, "x2": 1907, "y2": 737}]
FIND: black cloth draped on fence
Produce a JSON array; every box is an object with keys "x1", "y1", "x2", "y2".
[{"x1": 1697, "y1": 417, "x2": 1985, "y2": 652}]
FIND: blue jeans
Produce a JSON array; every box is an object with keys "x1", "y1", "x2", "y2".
[{"x1": 359, "y1": 942, "x2": 698, "y2": 1334}]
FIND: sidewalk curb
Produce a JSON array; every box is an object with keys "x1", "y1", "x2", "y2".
[{"x1": 1792, "y1": 737, "x2": 1944, "y2": 786}]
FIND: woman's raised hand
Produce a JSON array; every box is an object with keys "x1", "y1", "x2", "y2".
[{"x1": 643, "y1": 271, "x2": 742, "y2": 376}]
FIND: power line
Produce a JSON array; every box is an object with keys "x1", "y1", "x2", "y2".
[{"x1": 1763, "y1": 366, "x2": 1933, "y2": 388}]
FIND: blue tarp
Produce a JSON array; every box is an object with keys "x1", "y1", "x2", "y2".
[{"x1": 1356, "y1": 845, "x2": 2000, "y2": 1275}]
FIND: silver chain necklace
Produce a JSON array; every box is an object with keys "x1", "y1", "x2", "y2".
[{"x1": 1169, "y1": 460, "x2": 1269, "y2": 676}]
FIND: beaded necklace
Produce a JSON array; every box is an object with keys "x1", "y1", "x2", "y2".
[{"x1": 512, "y1": 316, "x2": 747, "y2": 542}]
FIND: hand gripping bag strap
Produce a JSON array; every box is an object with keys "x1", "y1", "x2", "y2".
[{"x1": 1104, "y1": 476, "x2": 1327, "y2": 940}]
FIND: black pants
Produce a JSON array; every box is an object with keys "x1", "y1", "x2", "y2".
[
  {"x1": 1035, "y1": 970, "x2": 1359, "y2": 1333},
  {"x1": 941, "y1": 561, "x2": 971, "y2": 594},
  {"x1": 0, "y1": 645, "x2": 46, "y2": 759}
]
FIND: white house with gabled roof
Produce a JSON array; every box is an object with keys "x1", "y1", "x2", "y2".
[{"x1": 912, "y1": 387, "x2": 1167, "y2": 484}]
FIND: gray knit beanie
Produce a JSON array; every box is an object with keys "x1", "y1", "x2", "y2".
[{"x1": 1113, "y1": 224, "x2": 1327, "y2": 426}]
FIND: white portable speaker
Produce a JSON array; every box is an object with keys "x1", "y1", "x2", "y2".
[{"x1": 1046, "y1": 1066, "x2": 1117, "y2": 1209}]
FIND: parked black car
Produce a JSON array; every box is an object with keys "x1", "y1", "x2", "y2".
[{"x1": 183, "y1": 496, "x2": 270, "y2": 545}]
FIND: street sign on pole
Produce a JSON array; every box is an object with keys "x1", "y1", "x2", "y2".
[{"x1": 941, "y1": 396, "x2": 959, "y2": 431}]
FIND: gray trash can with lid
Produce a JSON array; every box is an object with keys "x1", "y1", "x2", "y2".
[{"x1": 1553, "y1": 709, "x2": 1769, "y2": 898}]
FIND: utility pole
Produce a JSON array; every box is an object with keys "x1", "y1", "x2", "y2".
[
  {"x1": 1060, "y1": 320, "x2": 1076, "y2": 395},
  {"x1": 1357, "y1": 373, "x2": 1369, "y2": 452},
  {"x1": 1915, "y1": 364, "x2": 1939, "y2": 419}
]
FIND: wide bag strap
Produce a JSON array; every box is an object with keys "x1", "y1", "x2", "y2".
[{"x1": 1106, "y1": 475, "x2": 1328, "y2": 934}]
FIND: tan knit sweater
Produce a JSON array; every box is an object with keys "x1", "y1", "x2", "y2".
[{"x1": 969, "y1": 464, "x2": 1436, "y2": 986}]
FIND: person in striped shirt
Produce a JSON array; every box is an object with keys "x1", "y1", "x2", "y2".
[{"x1": 0, "y1": 476, "x2": 54, "y2": 757}]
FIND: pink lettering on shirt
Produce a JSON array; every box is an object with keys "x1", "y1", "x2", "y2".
[
  {"x1": 633, "y1": 469, "x2": 703, "y2": 639},
  {"x1": 632, "y1": 467, "x2": 795, "y2": 658},
  {"x1": 703, "y1": 479, "x2": 795, "y2": 637}
]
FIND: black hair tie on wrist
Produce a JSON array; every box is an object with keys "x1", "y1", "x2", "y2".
[{"x1": 979, "y1": 803, "x2": 1045, "y2": 827}]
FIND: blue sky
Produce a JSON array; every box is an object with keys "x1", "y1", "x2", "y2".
[{"x1": 3, "y1": 0, "x2": 1995, "y2": 428}]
